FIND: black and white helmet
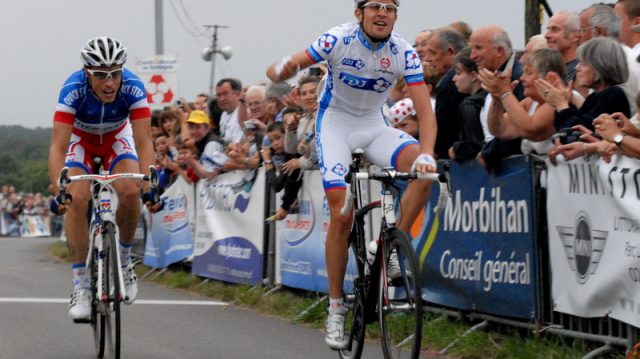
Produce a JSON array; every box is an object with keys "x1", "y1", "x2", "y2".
[
  {"x1": 354, "y1": 0, "x2": 399, "y2": 7},
  {"x1": 80, "y1": 36, "x2": 127, "y2": 68}
]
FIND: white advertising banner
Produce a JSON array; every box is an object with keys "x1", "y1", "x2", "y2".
[
  {"x1": 547, "y1": 154, "x2": 640, "y2": 327},
  {"x1": 135, "y1": 55, "x2": 178, "y2": 109},
  {"x1": 192, "y1": 169, "x2": 266, "y2": 285},
  {"x1": 143, "y1": 176, "x2": 194, "y2": 268},
  {"x1": 20, "y1": 215, "x2": 51, "y2": 237}
]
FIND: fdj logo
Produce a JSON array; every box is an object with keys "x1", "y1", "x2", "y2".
[
  {"x1": 404, "y1": 50, "x2": 421, "y2": 70},
  {"x1": 318, "y1": 34, "x2": 337, "y2": 54},
  {"x1": 556, "y1": 212, "x2": 608, "y2": 284},
  {"x1": 342, "y1": 58, "x2": 365, "y2": 70}
]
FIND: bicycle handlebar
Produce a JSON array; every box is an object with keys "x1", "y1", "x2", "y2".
[
  {"x1": 58, "y1": 166, "x2": 160, "y2": 204},
  {"x1": 340, "y1": 167, "x2": 451, "y2": 216}
]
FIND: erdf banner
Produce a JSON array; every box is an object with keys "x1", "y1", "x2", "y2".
[{"x1": 135, "y1": 55, "x2": 178, "y2": 109}]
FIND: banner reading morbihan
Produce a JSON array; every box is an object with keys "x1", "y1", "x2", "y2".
[
  {"x1": 547, "y1": 154, "x2": 640, "y2": 327},
  {"x1": 193, "y1": 169, "x2": 265, "y2": 285},
  {"x1": 135, "y1": 55, "x2": 178, "y2": 110},
  {"x1": 143, "y1": 176, "x2": 194, "y2": 268},
  {"x1": 419, "y1": 157, "x2": 539, "y2": 319}
]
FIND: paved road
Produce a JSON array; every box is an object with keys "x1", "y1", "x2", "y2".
[{"x1": 0, "y1": 237, "x2": 388, "y2": 359}]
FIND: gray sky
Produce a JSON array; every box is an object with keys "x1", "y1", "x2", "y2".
[{"x1": 0, "y1": 0, "x2": 589, "y2": 129}]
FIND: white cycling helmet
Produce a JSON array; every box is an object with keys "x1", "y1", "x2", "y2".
[
  {"x1": 354, "y1": 0, "x2": 399, "y2": 7},
  {"x1": 80, "y1": 36, "x2": 127, "y2": 68}
]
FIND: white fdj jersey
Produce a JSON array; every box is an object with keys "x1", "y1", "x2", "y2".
[
  {"x1": 306, "y1": 22, "x2": 424, "y2": 190},
  {"x1": 306, "y1": 22, "x2": 425, "y2": 116}
]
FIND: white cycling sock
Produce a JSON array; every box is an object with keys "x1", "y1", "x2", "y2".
[
  {"x1": 119, "y1": 241, "x2": 133, "y2": 267},
  {"x1": 72, "y1": 263, "x2": 91, "y2": 290},
  {"x1": 328, "y1": 297, "x2": 344, "y2": 315}
]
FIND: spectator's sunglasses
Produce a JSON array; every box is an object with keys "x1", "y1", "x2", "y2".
[{"x1": 86, "y1": 68, "x2": 123, "y2": 81}]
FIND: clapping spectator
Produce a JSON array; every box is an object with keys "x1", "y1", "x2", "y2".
[{"x1": 536, "y1": 37, "x2": 630, "y2": 132}]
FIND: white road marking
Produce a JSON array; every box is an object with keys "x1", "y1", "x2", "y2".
[{"x1": 0, "y1": 298, "x2": 226, "y2": 306}]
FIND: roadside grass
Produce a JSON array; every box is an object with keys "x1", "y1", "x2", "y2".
[{"x1": 48, "y1": 242, "x2": 625, "y2": 358}]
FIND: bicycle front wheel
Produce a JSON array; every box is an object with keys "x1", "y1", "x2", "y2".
[
  {"x1": 378, "y1": 229, "x2": 423, "y2": 359},
  {"x1": 91, "y1": 246, "x2": 106, "y2": 358},
  {"x1": 339, "y1": 229, "x2": 368, "y2": 359},
  {"x1": 103, "y1": 223, "x2": 121, "y2": 359}
]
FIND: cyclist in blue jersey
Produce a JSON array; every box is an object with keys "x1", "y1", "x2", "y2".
[
  {"x1": 48, "y1": 37, "x2": 159, "y2": 322},
  {"x1": 267, "y1": 0, "x2": 437, "y2": 349}
]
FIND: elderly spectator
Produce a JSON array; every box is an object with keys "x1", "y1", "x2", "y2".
[
  {"x1": 216, "y1": 78, "x2": 245, "y2": 145},
  {"x1": 580, "y1": 3, "x2": 640, "y2": 116},
  {"x1": 545, "y1": 11, "x2": 581, "y2": 82},
  {"x1": 615, "y1": 0, "x2": 640, "y2": 57},
  {"x1": 485, "y1": 48, "x2": 567, "y2": 155},
  {"x1": 265, "y1": 82, "x2": 293, "y2": 123},
  {"x1": 449, "y1": 47, "x2": 486, "y2": 161},
  {"x1": 424, "y1": 28, "x2": 468, "y2": 158},
  {"x1": 536, "y1": 37, "x2": 630, "y2": 132},
  {"x1": 471, "y1": 25, "x2": 525, "y2": 169}
]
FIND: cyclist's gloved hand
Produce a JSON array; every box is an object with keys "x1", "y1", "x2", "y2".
[
  {"x1": 411, "y1": 153, "x2": 437, "y2": 173},
  {"x1": 142, "y1": 191, "x2": 164, "y2": 213},
  {"x1": 49, "y1": 194, "x2": 72, "y2": 215}
]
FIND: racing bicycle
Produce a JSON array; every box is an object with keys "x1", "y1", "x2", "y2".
[
  {"x1": 337, "y1": 149, "x2": 450, "y2": 359},
  {"x1": 58, "y1": 163, "x2": 159, "y2": 359}
]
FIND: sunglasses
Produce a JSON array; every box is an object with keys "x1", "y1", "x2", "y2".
[
  {"x1": 86, "y1": 68, "x2": 123, "y2": 80},
  {"x1": 362, "y1": 2, "x2": 398, "y2": 13}
]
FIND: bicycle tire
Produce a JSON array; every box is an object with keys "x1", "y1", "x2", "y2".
[
  {"x1": 378, "y1": 229, "x2": 423, "y2": 359},
  {"x1": 103, "y1": 223, "x2": 121, "y2": 359},
  {"x1": 91, "y1": 246, "x2": 106, "y2": 358},
  {"x1": 338, "y1": 228, "x2": 368, "y2": 359}
]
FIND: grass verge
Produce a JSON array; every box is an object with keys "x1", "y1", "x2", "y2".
[{"x1": 48, "y1": 242, "x2": 625, "y2": 358}]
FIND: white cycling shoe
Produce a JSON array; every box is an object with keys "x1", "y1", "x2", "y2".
[
  {"x1": 325, "y1": 311, "x2": 349, "y2": 350},
  {"x1": 69, "y1": 288, "x2": 92, "y2": 322},
  {"x1": 122, "y1": 262, "x2": 138, "y2": 305}
]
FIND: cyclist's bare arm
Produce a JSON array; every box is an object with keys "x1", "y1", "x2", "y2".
[
  {"x1": 131, "y1": 117, "x2": 154, "y2": 192},
  {"x1": 48, "y1": 122, "x2": 74, "y2": 195},
  {"x1": 407, "y1": 83, "x2": 437, "y2": 172},
  {"x1": 266, "y1": 50, "x2": 315, "y2": 82}
]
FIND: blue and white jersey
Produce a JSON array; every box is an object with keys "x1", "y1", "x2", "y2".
[
  {"x1": 54, "y1": 68, "x2": 151, "y2": 135},
  {"x1": 306, "y1": 22, "x2": 424, "y2": 117}
]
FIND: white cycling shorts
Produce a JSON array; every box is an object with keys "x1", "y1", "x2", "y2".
[{"x1": 316, "y1": 107, "x2": 418, "y2": 190}]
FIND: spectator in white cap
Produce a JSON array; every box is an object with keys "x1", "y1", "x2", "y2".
[{"x1": 387, "y1": 98, "x2": 419, "y2": 139}]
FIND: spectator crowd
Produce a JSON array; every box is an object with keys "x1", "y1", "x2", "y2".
[{"x1": 144, "y1": 1, "x2": 640, "y2": 222}]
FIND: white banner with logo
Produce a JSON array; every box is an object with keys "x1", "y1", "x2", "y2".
[
  {"x1": 547, "y1": 154, "x2": 640, "y2": 327},
  {"x1": 20, "y1": 215, "x2": 51, "y2": 237},
  {"x1": 192, "y1": 169, "x2": 266, "y2": 285},
  {"x1": 135, "y1": 55, "x2": 178, "y2": 109},
  {"x1": 143, "y1": 176, "x2": 194, "y2": 268}
]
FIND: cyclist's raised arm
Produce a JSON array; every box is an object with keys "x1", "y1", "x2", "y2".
[
  {"x1": 266, "y1": 50, "x2": 315, "y2": 82},
  {"x1": 48, "y1": 122, "x2": 73, "y2": 195},
  {"x1": 407, "y1": 83, "x2": 437, "y2": 161}
]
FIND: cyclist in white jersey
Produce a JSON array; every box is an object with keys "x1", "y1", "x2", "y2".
[{"x1": 267, "y1": 0, "x2": 437, "y2": 350}]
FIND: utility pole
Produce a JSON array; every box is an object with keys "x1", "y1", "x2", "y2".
[
  {"x1": 524, "y1": 0, "x2": 553, "y2": 44},
  {"x1": 155, "y1": 0, "x2": 164, "y2": 54},
  {"x1": 203, "y1": 25, "x2": 230, "y2": 96}
]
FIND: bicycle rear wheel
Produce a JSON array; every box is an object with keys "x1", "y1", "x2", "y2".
[
  {"x1": 338, "y1": 230, "x2": 368, "y2": 359},
  {"x1": 378, "y1": 229, "x2": 423, "y2": 359},
  {"x1": 91, "y1": 246, "x2": 106, "y2": 358},
  {"x1": 103, "y1": 223, "x2": 121, "y2": 359}
]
